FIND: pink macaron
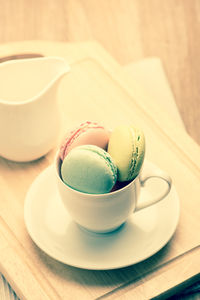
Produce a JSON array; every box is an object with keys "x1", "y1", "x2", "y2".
[{"x1": 59, "y1": 121, "x2": 110, "y2": 160}]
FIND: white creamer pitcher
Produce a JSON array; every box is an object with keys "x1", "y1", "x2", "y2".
[{"x1": 0, "y1": 57, "x2": 70, "y2": 162}]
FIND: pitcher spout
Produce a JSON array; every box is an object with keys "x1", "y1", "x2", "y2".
[
  {"x1": 0, "y1": 56, "x2": 70, "y2": 104},
  {"x1": 45, "y1": 56, "x2": 71, "y2": 88}
]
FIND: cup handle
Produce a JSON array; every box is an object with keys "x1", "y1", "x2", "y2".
[{"x1": 135, "y1": 163, "x2": 172, "y2": 212}]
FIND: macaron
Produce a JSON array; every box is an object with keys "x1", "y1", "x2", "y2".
[
  {"x1": 108, "y1": 125, "x2": 145, "y2": 182},
  {"x1": 59, "y1": 121, "x2": 110, "y2": 160},
  {"x1": 61, "y1": 145, "x2": 117, "y2": 194}
]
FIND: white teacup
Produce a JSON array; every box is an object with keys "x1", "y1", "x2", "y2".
[{"x1": 55, "y1": 153, "x2": 172, "y2": 233}]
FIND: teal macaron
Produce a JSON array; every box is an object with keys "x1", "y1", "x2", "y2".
[{"x1": 61, "y1": 145, "x2": 117, "y2": 194}]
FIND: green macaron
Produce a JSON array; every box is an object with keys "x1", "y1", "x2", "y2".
[
  {"x1": 61, "y1": 145, "x2": 117, "y2": 194},
  {"x1": 107, "y1": 125, "x2": 145, "y2": 182}
]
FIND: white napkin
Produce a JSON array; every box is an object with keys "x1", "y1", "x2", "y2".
[
  {"x1": 124, "y1": 58, "x2": 185, "y2": 130},
  {"x1": 0, "y1": 57, "x2": 184, "y2": 300}
]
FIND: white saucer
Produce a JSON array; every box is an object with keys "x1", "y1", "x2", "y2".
[{"x1": 24, "y1": 164, "x2": 180, "y2": 270}]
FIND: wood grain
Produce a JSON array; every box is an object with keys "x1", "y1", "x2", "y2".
[
  {"x1": 0, "y1": 40, "x2": 199, "y2": 299},
  {"x1": 0, "y1": 0, "x2": 199, "y2": 144},
  {"x1": 98, "y1": 246, "x2": 200, "y2": 300}
]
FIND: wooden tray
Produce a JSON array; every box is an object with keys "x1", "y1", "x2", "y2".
[{"x1": 0, "y1": 41, "x2": 199, "y2": 300}]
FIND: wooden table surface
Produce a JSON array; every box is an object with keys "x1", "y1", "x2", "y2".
[{"x1": 0, "y1": 0, "x2": 200, "y2": 146}]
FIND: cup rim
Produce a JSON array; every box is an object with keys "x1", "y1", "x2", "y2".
[{"x1": 55, "y1": 150, "x2": 139, "y2": 197}]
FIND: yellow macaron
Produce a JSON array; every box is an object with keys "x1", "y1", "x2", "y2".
[{"x1": 107, "y1": 124, "x2": 145, "y2": 182}]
